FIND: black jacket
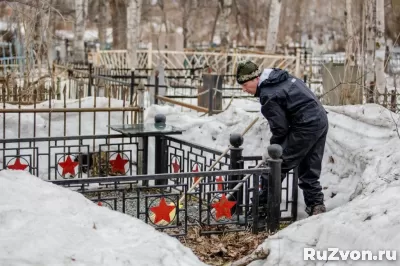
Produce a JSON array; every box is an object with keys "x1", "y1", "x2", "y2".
[{"x1": 256, "y1": 68, "x2": 328, "y2": 145}]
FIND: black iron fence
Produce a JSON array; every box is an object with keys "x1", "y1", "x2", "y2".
[
  {"x1": 53, "y1": 63, "x2": 251, "y2": 111},
  {"x1": 162, "y1": 135, "x2": 298, "y2": 223},
  {"x1": 0, "y1": 134, "x2": 140, "y2": 180},
  {"x1": 50, "y1": 167, "x2": 271, "y2": 237},
  {"x1": 0, "y1": 128, "x2": 298, "y2": 236}
]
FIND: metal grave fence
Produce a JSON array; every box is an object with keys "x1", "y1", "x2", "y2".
[{"x1": 0, "y1": 129, "x2": 298, "y2": 236}]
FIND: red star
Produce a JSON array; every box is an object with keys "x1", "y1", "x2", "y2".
[
  {"x1": 150, "y1": 197, "x2": 176, "y2": 224},
  {"x1": 211, "y1": 194, "x2": 237, "y2": 220},
  {"x1": 192, "y1": 164, "x2": 200, "y2": 183},
  {"x1": 58, "y1": 156, "x2": 79, "y2": 176},
  {"x1": 7, "y1": 158, "x2": 29, "y2": 171},
  {"x1": 216, "y1": 176, "x2": 224, "y2": 191},
  {"x1": 171, "y1": 158, "x2": 180, "y2": 173},
  {"x1": 109, "y1": 153, "x2": 129, "y2": 174}
]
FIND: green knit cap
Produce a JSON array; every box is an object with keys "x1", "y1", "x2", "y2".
[{"x1": 236, "y1": 60, "x2": 261, "y2": 84}]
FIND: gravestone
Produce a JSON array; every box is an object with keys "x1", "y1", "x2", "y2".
[
  {"x1": 198, "y1": 74, "x2": 223, "y2": 113},
  {"x1": 321, "y1": 62, "x2": 363, "y2": 105},
  {"x1": 148, "y1": 64, "x2": 166, "y2": 105}
]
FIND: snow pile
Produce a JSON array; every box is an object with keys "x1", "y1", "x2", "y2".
[
  {"x1": 144, "y1": 103, "x2": 271, "y2": 157},
  {"x1": 248, "y1": 184, "x2": 400, "y2": 266},
  {"x1": 0, "y1": 97, "x2": 131, "y2": 139},
  {"x1": 2, "y1": 96, "x2": 400, "y2": 265},
  {"x1": 236, "y1": 104, "x2": 400, "y2": 265},
  {"x1": 0, "y1": 170, "x2": 206, "y2": 266}
]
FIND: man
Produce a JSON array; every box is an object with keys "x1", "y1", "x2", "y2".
[{"x1": 236, "y1": 60, "x2": 329, "y2": 216}]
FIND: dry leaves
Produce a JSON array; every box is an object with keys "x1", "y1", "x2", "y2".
[{"x1": 178, "y1": 226, "x2": 269, "y2": 266}]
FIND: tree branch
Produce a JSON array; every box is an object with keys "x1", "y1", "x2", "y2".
[{"x1": 0, "y1": 0, "x2": 42, "y2": 9}]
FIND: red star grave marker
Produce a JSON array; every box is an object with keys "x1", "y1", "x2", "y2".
[
  {"x1": 7, "y1": 157, "x2": 29, "y2": 171},
  {"x1": 149, "y1": 197, "x2": 176, "y2": 224},
  {"x1": 58, "y1": 156, "x2": 79, "y2": 177},
  {"x1": 211, "y1": 194, "x2": 237, "y2": 220},
  {"x1": 109, "y1": 153, "x2": 129, "y2": 174},
  {"x1": 171, "y1": 157, "x2": 180, "y2": 173}
]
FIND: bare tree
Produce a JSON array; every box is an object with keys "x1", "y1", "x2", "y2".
[
  {"x1": 127, "y1": 0, "x2": 142, "y2": 68},
  {"x1": 73, "y1": 0, "x2": 87, "y2": 61},
  {"x1": 265, "y1": 0, "x2": 282, "y2": 53},
  {"x1": 97, "y1": 0, "x2": 108, "y2": 50},
  {"x1": 110, "y1": 0, "x2": 127, "y2": 49},
  {"x1": 156, "y1": 0, "x2": 169, "y2": 33},
  {"x1": 375, "y1": 0, "x2": 386, "y2": 93},
  {"x1": 344, "y1": 0, "x2": 356, "y2": 65},
  {"x1": 365, "y1": 0, "x2": 376, "y2": 102}
]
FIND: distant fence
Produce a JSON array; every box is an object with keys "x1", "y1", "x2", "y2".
[
  {"x1": 49, "y1": 64, "x2": 251, "y2": 113},
  {"x1": 91, "y1": 48, "x2": 302, "y2": 78},
  {"x1": 0, "y1": 65, "x2": 142, "y2": 140}
]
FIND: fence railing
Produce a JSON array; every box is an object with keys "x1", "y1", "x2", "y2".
[
  {"x1": 0, "y1": 123, "x2": 298, "y2": 236},
  {"x1": 0, "y1": 64, "x2": 143, "y2": 140},
  {"x1": 49, "y1": 167, "x2": 273, "y2": 236},
  {"x1": 50, "y1": 63, "x2": 248, "y2": 113},
  {"x1": 162, "y1": 135, "x2": 298, "y2": 222},
  {"x1": 0, "y1": 134, "x2": 140, "y2": 180},
  {"x1": 91, "y1": 48, "x2": 302, "y2": 78}
]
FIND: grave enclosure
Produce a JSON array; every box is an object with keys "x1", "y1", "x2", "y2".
[{"x1": 0, "y1": 63, "x2": 299, "y2": 237}]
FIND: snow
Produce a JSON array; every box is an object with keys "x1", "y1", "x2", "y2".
[
  {"x1": 2, "y1": 95, "x2": 400, "y2": 265},
  {"x1": 144, "y1": 102, "x2": 400, "y2": 265},
  {"x1": 55, "y1": 28, "x2": 113, "y2": 44},
  {"x1": 0, "y1": 170, "x2": 207, "y2": 266}
]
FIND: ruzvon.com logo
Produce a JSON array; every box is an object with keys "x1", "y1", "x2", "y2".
[{"x1": 304, "y1": 248, "x2": 397, "y2": 261}]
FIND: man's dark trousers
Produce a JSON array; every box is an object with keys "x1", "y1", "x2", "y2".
[{"x1": 279, "y1": 114, "x2": 329, "y2": 208}]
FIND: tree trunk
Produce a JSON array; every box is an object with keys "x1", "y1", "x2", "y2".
[
  {"x1": 110, "y1": 0, "x2": 127, "y2": 49},
  {"x1": 210, "y1": 1, "x2": 222, "y2": 45},
  {"x1": 265, "y1": 0, "x2": 282, "y2": 53},
  {"x1": 126, "y1": 0, "x2": 142, "y2": 69},
  {"x1": 365, "y1": 0, "x2": 376, "y2": 102},
  {"x1": 98, "y1": 0, "x2": 108, "y2": 50},
  {"x1": 73, "y1": 0, "x2": 87, "y2": 62},
  {"x1": 374, "y1": 0, "x2": 385, "y2": 94},
  {"x1": 220, "y1": 0, "x2": 232, "y2": 48},
  {"x1": 345, "y1": 0, "x2": 355, "y2": 65},
  {"x1": 157, "y1": 0, "x2": 169, "y2": 33}
]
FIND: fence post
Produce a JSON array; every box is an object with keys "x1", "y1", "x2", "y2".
[
  {"x1": 137, "y1": 78, "x2": 147, "y2": 185},
  {"x1": 154, "y1": 71, "x2": 159, "y2": 105},
  {"x1": 208, "y1": 83, "x2": 214, "y2": 116},
  {"x1": 303, "y1": 49, "x2": 308, "y2": 83},
  {"x1": 130, "y1": 70, "x2": 135, "y2": 106},
  {"x1": 229, "y1": 133, "x2": 244, "y2": 215},
  {"x1": 295, "y1": 47, "x2": 301, "y2": 78},
  {"x1": 88, "y1": 63, "x2": 92, "y2": 97},
  {"x1": 266, "y1": 144, "x2": 283, "y2": 234},
  {"x1": 291, "y1": 167, "x2": 299, "y2": 221},
  {"x1": 154, "y1": 113, "x2": 168, "y2": 185}
]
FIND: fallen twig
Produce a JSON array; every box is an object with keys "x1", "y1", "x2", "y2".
[{"x1": 225, "y1": 246, "x2": 270, "y2": 266}]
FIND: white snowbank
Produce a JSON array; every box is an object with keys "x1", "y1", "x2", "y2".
[
  {"x1": 2, "y1": 96, "x2": 400, "y2": 265},
  {"x1": 0, "y1": 97, "x2": 131, "y2": 139},
  {"x1": 0, "y1": 170, "x2": 206, "y2": 266},
  {"x1": 144, "y1": 103, "x2": 270, "y2": 157},
  {"x1": 248, "y1": 183, "x2": 400, "y2": 266}
]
